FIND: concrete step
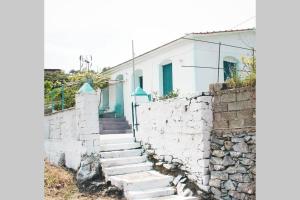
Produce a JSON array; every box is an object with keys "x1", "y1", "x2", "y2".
[
  {"x1": 109, "y1": 170, "x2": 173, "y2": 191},
  {"x1": 99, "y1": 142, "x2": 141, "y2": 152},
  {"x1": 99, "y1": 134, "x2": 135, "y2": 145},
  {"x1": 99, "y1": 117, "x2": 126, "y2": 122},
  {"x1": 100, "y1": 121, "x2": 130, "y2": 126},
  {"x1": 103, "y1": 162, "x2": 153, "y2": 177},
  {"x1": 125, "y1": 187, "x2": 176, "y2": 200},
  {"x1": 100, "y1": 155, "x2": 147, "y2": 168},
  {"x1": 140, "y1": 195, "x2": 199, "y2": 200},
  {"x1": 100, "y1": 149, "x2": 143, "y2": 159},
  {"x1": 101, "y1": 129, "x2": 132, "y2": 134},
  {"x1": 99, "y1": 112, "x2": 116, "y2": 118},
  {"x1": 102, "y1": 123, "x2": 131, "y2": 130}
]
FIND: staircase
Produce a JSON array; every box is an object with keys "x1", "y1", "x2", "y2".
[
  {"x1": 99, "y1": 133, "x2": 199, "y2": 200},
  {"x1": 99, "y1": 113, "x2": 132, "y2": 135}
]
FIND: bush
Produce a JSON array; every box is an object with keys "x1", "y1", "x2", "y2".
[{"x1": 226, "y1": 56, "x2": 256, "y2": 88}]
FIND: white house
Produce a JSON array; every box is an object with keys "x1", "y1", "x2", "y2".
[{"x1": 100, "y1": 28, "x2": 256, "y2": 123}]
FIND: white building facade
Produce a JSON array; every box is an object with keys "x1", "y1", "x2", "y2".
[{"x1": 100, "y1": 29, "x2": 256, "y2": 124}]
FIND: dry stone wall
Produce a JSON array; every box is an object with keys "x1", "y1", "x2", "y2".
[{"x1": 208, "y1": 83, "x2": 256, "y2": 200}]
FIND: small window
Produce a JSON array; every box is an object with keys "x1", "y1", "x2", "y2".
[
  {"x1": 139, "y1": 76, "x2": 143, "y2": 89},
  {"x1": 224, "y1": 61, "x2": 237, "y2": 81}
]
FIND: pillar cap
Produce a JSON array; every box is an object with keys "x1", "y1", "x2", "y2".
[
  {"x1": 131, "y1": 86, "x2": 148, "y2": 96},
  {"x1": 78, "y1": 82, "x2": 95, "y2": 94}
]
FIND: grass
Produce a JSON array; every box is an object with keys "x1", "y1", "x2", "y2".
[{"x1": 44, "y1": 161, "x2": 116, "y2": 200}]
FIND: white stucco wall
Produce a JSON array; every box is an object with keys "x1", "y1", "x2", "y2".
[
  {"x1": 193, "y1": 30, "x2": 256, "y2": 92},
  {"x1": 44, "y1": 92, "x2": 101, "y2": 170},
  {"x1": 136, "y1": 95, "x2": 213, "y2": 191},
  {"x1": 107, "y1": 39, "x2": 196, "y2": 124}
]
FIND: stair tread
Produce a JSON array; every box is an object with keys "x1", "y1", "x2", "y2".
[
  {"x1": 99, "y1": 142, "x2": 141, "y2": 152},
  {"x1": 100, "y1": 155, "x2": 146, "y2": 162},
  {"x1": 110, "y1": 170, "x2": 172, "y2": 183},
  {"x1": 140, "y1": 195, "x2": 198, "y2": 200},
  {"x1": 104, "y1": 161, "x2": 153, "y2": 170},
  {"x1": 127, "y1": 187, "x2": 175, "y2": 194}
]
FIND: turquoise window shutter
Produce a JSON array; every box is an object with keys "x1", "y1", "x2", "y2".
[
  {"x1": 162, "y1": 63, "x2": 173, "y2": 96},
  {"x1": 223, "y1": 61, "x2": 237, "y2": 81}
]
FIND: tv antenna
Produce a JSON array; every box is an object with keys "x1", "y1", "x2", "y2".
[{"x1": 79, "y1": 55, "x2": 93, "y2": 72}]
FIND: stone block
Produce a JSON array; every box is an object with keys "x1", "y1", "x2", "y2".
[
  {"x1": 210, "y1": 157, "x2": 223, "y2": 165},
  {"x1": 228, "y1": 101, "x2": 253, "y2": 111},
  {"x1": 239, "y1": 158, "x2": 255, "y2": 166},
  {"x1": 237, "y1": 91, "x2": 252, "y2": 101},
  {"x1": 224, "y1": 141, "x2": 233, "y2": 150},
  {"x1": 226, "y1": 166, "x2": 247, "y2": 174},
  {"x1": 237, "y1": 183, "x2": 255, "y2": 194},
  {"x1": 228, "y1": 191, "x2": 246, "y2": 199},
  {"x1": 232, "y1": 142, "x2": 249, "y2": 153},
  {"x1": 213, "y1": 120, "x2": 229, "y2": 129},
  {"x1": 221, "y1": 93, "x2": 236, "y2": 103},
  {"x1": 236, "y1": 109, "x2": 253, "y2": 120},
  {"x1": 222, "y1": 155, "x2": 235, "y2": 167},
  {"x1": 211, "y1": 171, "x2": 229, "y2": 181},
  {"x1": 212, "y1": 150, "x2": 225, "y2": 158},
  {"x1": 244, "y1": 117, "x2": 256, "y2": 127},
  {"x1": 229, "y1": 119, "x2": 244, "y2": 128},
  {"x1": 209, "y1": 179, "x2": 221, "y2": 188},
  {"x1": 213, "y1": 165, "x2": 226, "y2": 171},
  {"x1": 214, "y1": 112, "x2": 222, "y2": 121},
  {"x1": 230, "y1": 151, "x2": 242, "y2": 158},
  {"x1": 211, "y1": 187, "x2": 222, "y2": 197},
  {"x1": 231, "y1": 137, "x2": 245, "y2": 143},
  {"x1": 221, "y1": 112, "x2": 237, "y2": 121},
  {"x1": 229, "y1": 173, "x2": 251, "y2": 183},
  {"x1": 224, "y1": 180, "x2": 236, "y2": 191},
  {"x1": 202, "y1": 175, "x2": 210, "y2": 186},
  {"x1": 214, "y1": 103, "x2": 228, "y2": 112}
]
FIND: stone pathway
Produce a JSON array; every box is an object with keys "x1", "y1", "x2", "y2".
[{"x1": 98, "y1": 133, "x2": 198, "y2": 200}]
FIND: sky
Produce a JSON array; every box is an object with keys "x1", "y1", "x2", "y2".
[{"x1": 45, "y1": 0, "x2": 256, "y2": 72}]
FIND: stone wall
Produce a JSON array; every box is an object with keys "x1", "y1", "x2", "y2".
[
  {"x1": 44, "y1": 92, "x2": 100, "y2": 171},
  {"x1": 136, "y1": 94, "x2": 213, "y2": 194},
  {"x1": 208, "y1": 83, "x2": 256, "y2": 200},
  {"x1": 209, "y1": 83, "x2": 256, "y2": 133}
]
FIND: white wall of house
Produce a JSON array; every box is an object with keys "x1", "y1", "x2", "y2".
[
  {"x1": 104, "y1": 30, "x2": 256, "y2": 124},
  {"x1": 107, "y1": 39, "x2": 196, "y2": 123},
  {"x1": 193, "y1": 31, "x2": 256, "y2": 92}
]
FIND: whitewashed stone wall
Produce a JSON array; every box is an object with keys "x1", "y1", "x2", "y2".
[
  {"x1": 44, "y1": 92, "x2": 100, "y2": 171},
  {"x1": 136, "y1": 95, "x2": 213, "y2": 192}
]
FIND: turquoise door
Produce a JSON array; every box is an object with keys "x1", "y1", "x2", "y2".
[
  {"x1": 162, "y1": 63, "x2": 173, "y2": 96},
  {"x1": 115, "y1": 75, "x2": 124, "y2": 118},
  {"x1": 224, "y1": 61, "x2": 237, "y2": 81}
]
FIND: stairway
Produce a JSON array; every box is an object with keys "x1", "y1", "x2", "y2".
[
  {"x1": 99, "y1": 113, "x2": 132, "y2": 134},
  {"x1": 99, "y1": 133, "x2": 198, "y2": 200}
]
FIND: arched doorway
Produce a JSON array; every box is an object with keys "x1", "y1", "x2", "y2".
[{"x1": 115, "y1": 74, "x2": 124, "y2": 118}]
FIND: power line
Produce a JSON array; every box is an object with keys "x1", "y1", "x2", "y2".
[
  {"x1": 232, "y1": 16, "x2": 256, "y2": 29},
  {"x1": 182, "y1": 37, "x2": 255, "y2": 51}
]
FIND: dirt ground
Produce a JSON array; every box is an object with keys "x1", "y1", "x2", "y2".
[{"x1": 44, "y1": 161, "x2": 117, "y2": 200}]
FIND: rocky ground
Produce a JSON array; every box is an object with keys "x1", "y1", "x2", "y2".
[{"x1": 44, "y1": 161, "x2": 121, "y2": 200}]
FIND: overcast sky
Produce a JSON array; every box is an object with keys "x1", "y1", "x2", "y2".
[{"x1": 45, "y1": 0, "x2": 256, "y2": 72}]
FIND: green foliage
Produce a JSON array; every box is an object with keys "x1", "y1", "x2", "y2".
[
  {"x1": 226, "y1": 56, "x2": 256, "y2": 88},
  {"x1": 158, "y1": 89, "x2": 179, "y2": 100},
  {"x1": 44, "y1": 70, "x2": 109, "y2": 113}
]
